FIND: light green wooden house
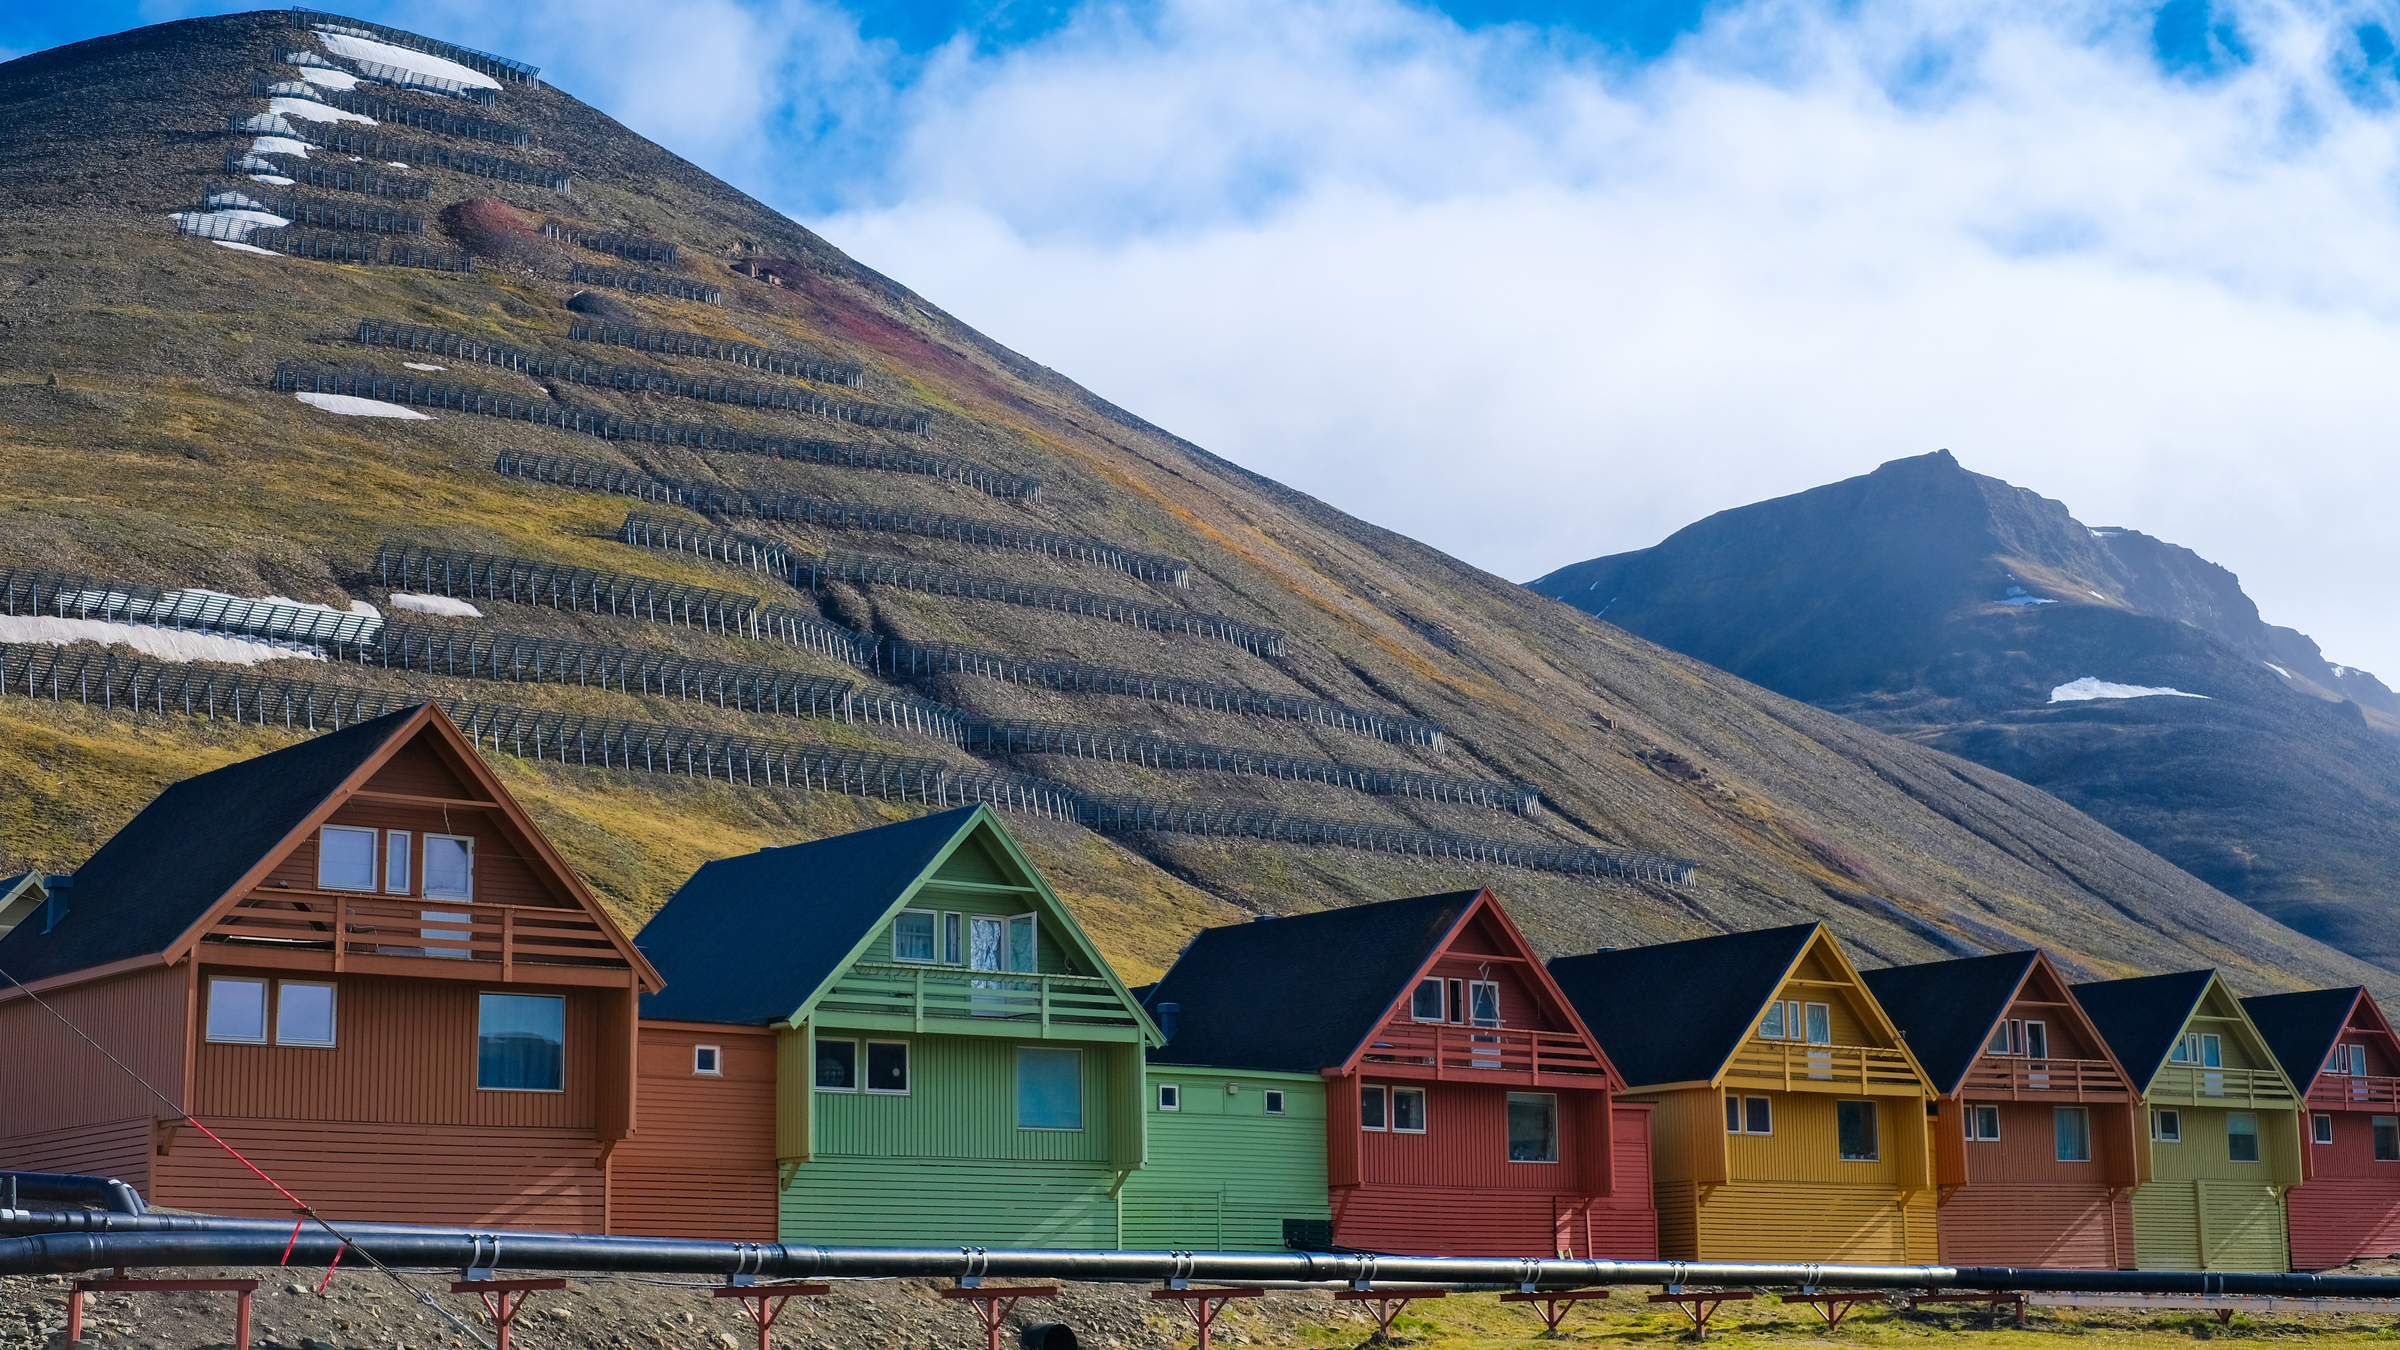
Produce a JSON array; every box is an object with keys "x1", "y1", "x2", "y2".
[
  {"x1": 1122, "y1": 1058, "x2": 1330, "y2": 1251},
  {"x1": 634, "y1": 805, "x2": 1161, "y2": 1246},
  {"x1": 2076, "y1": 970, "x2": 2304, "y2": 1271}
]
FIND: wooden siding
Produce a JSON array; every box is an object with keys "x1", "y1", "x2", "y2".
[
  {"x1": 1936, "y1": 1184, "x2": 2134, "y2": 1267},
  {"x1": 1355, "y1": 1079, "x2": 1599, "y2": 1191},
  {"x1": 1123, "y1": 1071, "x2": 1328, "y2": 1251},
  {"x1": 1725, "y1": 1094, "x2": 1918, "y2": 1186},
  {"x1": 611, "y1": 1023, "x2": 776, "y2": 1240},
  {"x1": 1958, "y1": 1100, "x2": 2138, "y2": 1184},
  {"x1": 0, "y1": 964, "x2": 187, "y2": 1140},
  {"x1": 153, "y1": 1118, "x2": 605, "y2": 1229},
  {"x1": 2130, "y1": 1178, "x2": 2289, "y2": 1272},
  {"x1": 778, "y1": 1156, "x2": 1120, "y2": 1247},
  {"x1": 1329, "y1": 1103, "x2": 1655, "y2": 1258},
  {"x1": 1655, "y1": 1180, "x2": 1939, "y2": 1263},
  {"x1": 0, "y1": 1116, "x2": 153, "y2": 1195},
  {"x1": 2288, "y1": 1177, "x2": 2400, "y2": 1270},
  {"x1": 191, "y1": 970, "x2": 603, "y2": 1129},
  {"x1": 2147, "y1": 1105, "x2": 2303, "y2": 1186},
  {"x1": 808, "y1": 1034, "x2": 1131, "y2": 1162}
]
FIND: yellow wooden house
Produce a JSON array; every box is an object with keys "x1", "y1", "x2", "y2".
[
  {"x1": 2074, "y1": 970, "x2": 2303, "y2": 1271},
  {"x1": 1551, "y1": 923, "x2": 1939, "y2": 1262}
]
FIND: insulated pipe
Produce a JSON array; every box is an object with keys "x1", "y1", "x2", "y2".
[
  {"x1": 5, "y1": 1218, "x2": 2400, "y2": 1296},
  {"x1": 0, "y1": 1174, "x2": 144, "y2": 1216}
]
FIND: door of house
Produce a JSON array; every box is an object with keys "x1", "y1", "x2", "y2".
[{"x1": 971, "y1": 913, "x2": 1038, "y2": 1016}]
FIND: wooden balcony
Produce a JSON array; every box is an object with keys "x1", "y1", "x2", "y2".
[
  {"x1": 1958, "y1": 1055, "x2": 2131, "y2": 1101},
  {"x1": 2307, "y1": 1074, "x2": 2400, "y2": 1110},
  {"x1": 1356, "y1": 1022, "x2": 1611, "y2": 1085},
  {"x1": 199, "y1": 890, "x2": 633, "y2": 984},
  {"x1": 811, "y1": 961, "x2": 1147, "y2": 1041},
  {"x1": 1723, "y1": 1039, "x2": 1924, "y2": 1095},
  {"x1": 2146, "y1": 1064, "x2": 2296, "y2": 1108}
]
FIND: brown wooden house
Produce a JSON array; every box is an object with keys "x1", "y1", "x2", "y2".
[
  {"x1": 0, "y1": 704, "x2": 660, "y2": 1229},
  {"x1": 1863, "y1": 951, "x2": 2141, "y2": 1267}
]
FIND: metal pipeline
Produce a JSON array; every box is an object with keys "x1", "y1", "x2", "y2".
[
  {"x1": 4, "y1": 1211, "x2": 2400, "y2": 1296},
  {"x1": 0, "y1": 1172, "x2": 144, "y2": 1216}
]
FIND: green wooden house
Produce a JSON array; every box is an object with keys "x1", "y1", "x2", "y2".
[
  {"x1": 633, "y1": 805, "x2": 1161, "y2": 1246},
  {"x1": 2075, "y1": 970, "x2": 2304, "y2": 1271},
  {"x1": 1122, "y1": 1054, "x2": 1329, "y2": 1252}
]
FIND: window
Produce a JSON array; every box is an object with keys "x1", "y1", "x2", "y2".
[
  {"x1": 1392, "y1": 1087, "x2": 1428, "y2": 1134},
  {"x1": 1017, "y1": 1047, "x2": 1083, "y2": 1130},
  {"x1": 815, "y1": 1039, "x2": 857, "y2": 1090},
  {"x1": 1008, "y1": 914, "x2": 1038, "y2": 972},
  {"x1": 1803, "y1": 1003, "x2": 1833, "y2": 1046},
  {"x1": 275, "y1": 981, "x2": 336, "y2": 1048},
  {"x1": 476, "y1": 993, "x2": 564, "y2": 1092},
  {"x1": 1412, "y1": 978, "x2": 1446, "y2": 1022},
  {"x1": 2055, "y1": 1107, "x2": 2091, "y2": 1162},
  {"x1": 1760, "y1": 1002, "x2": 1788, "y2": 1039},
  {"x1": 892, "y1": 910, "x2": 937, "y2": 963},
  {"x1": 1984, "y1": 1022, "x2": 2011, "y2": 1055},
  {"x1": 943, "y1": 912, "x2": 963, "y2": 965},
  {"x1": 2226, "y1": 1111, "x2": 2261, "y2": 1162},
  {"x1": 2153, "y1": 1109, "x2": 2182, "y2": 1143},
  {"x1": 866, "y1": 1041, "x2": 909, "y2": 1094},
  {"x1": 1469, "y1": 981, "x2": 1501, "y2": 1027},
  {"x1": 1158, "y1": 1083, "x2": 1181, "y2": 1111},
  {"x1": 205, "y1": 977, "x2": 268, "y2": 1044},
  {"x1": 2024, "y1": 1021, "x2": 2048, "y2": 1059},
  {"x1": 383, "y1": 831, "x2": 411, "y2": 894},
  {"x1": 423, "y1": 835, "x2": 473, "y2": 901},
  {"x1": 1265, "y1": 1089, "x2": 1285, "y2": 1115},
  {"x1": 1361, "y1": 1084, "x2": 1388, "y2": 1130},
  {"x1": 1837, "y1": 1100, "x2": 1879, "y2": 1161},
  {"x1": 1726, "y1": 1095, "x2": 1772, "y2": 1134},
  {"x1": 317, "y1": 825, "x2": 377, "y2": 891},
  {"x1": 694, "y1": 1045, "x2": 722, "y2": 1076},
  {"x1": 1507, "y1": 1092, "x2": 1558, "y2": 1162},
  {"x1": 2376, "y1": 1116, "x2": 2399, "y2": 1162},
  {"x1": 1967, "y1": 1105, "x2": 2001, "y2": 1141},
  {"x1": 2314, "y1": 1113, "x2": 2334, "y2": 1145},
  {"x1": 1446, "y1": 979, "x2": 1465, "y2": 1024},
  {"x1": 2170, "y1": 1033, "x2": 2223, "y2": 1067}
]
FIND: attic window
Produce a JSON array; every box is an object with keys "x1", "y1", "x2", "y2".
[
  {"x1": 1469, "y1": 980, "x2": 1501, "y2": 1028},
  {"x1": 2170, "y1": 1033, "x2": 2222, "y2": 1067},
  {"x1": 424, "y1": 835, "x2": 473, "y2": 902},
  {"x1": 893, "y1": 910, "x2": 937, "y2": 964},
  {"x1": 1411, "y1": 979, "x2": 1445, "y2": 1022},
  {"x1": 318, "y1": 826, "x2": 378, "y2": 892}
]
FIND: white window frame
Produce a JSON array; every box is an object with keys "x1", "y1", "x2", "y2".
[
  {"x1": 2024, "y1": 1020, "x2": 2049, "y2": 1059},
  {"x1": 204, "y1": 976, "x2": 270, "y2": 1045},
  {"x1": 1361, "y1": 1084, "x2": 1389, "y2": 1131},
  {"x1": 274, "y1": 979, "x2": 338, "y2": 1048},
  {"x1": 1468, "y1": 980, "x2": 1502, "y2": 1028},
  {"x1": 1984, "y1": 1022, "x2": 2011, "y2": 1055},
  {"x1": 1265, "y1": 1089, "x2": 1285, "y2": 1115},
  {"x1": 1158, "y1": 1082, "x2": 1181, "y2": 1111},
  {"x1": 694, "y1": 1044, "x2": 722, "y2": 1076},
  {"x1": 2314, "y1": 1113, "x2": 2334, "y2": 1145},
  {"x1": 1726, "y1": 1093, "x2": 1773, "y2": 1135},
  {"x1": 2153, "y1": 1108, "x2": 2183, "y2": 1143},
  {"x1": 1391, "y1": 1086, "x2": 1429, "y2": 1135},
  {"x1": 1967, "y1": 1104, "x2": 2001, "y2": 1141},
  {"x1": 1759, "y1": 1001, "x2": 1788, "y2": 1039},
  {"x1": 1803, "y1": 1002, "x2": 1833, "y2": 1046},
  {"x1": 1411, "y1": 977, "x2": 1446, "y2": 1023},
  {"x1": 864, "y1": 1039, "x2": 911, "y2": 1095},
  {"x1": 383, "y1": 830, "x2": 412, "y2": 895},
  {"x1": 316, "y1": 825, "x2": 379, "y2": 892},
  {"x1": 422, "y1": 833, "x2": 474, "y2": 902},
  {"x1": 814, "y1": 1036, "x2": 860, "y2": 1092},
  {"x1": 891, "y1": 908, "x2": 938, "y2": 964}
]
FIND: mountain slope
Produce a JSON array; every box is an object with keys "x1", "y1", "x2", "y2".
[
  {"x1": 0, "y1": 13, "x2": 2387, "y2": 998},
  {"x1": 1530, "y1": 450, "x2": 2400, "y2": 973}
]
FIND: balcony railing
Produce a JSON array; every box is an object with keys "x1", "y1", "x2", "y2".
[
  {"x1": 2147, "y1": 1064, "x2": 2296, "y2": 1107},
  {"x1": 1958, "y1": 1056, "x2": 2131, "y2": 1100},
  {"x1": 812, "y1": 961, "x2": 1145, "y2": 1038},
  {"x1": 2307, "y1": 1074, "x2": 2400, "y2": 1110},
  {"x1": 1357, "y1": 1022, "x2": 1610, "y2": 1082},
  {"x1": 203, "y1": 891, "x2": 629, "y2": 973},
  {"x1": 1724, "y1": 1040, "x2": 1923, "y2": 1094}
]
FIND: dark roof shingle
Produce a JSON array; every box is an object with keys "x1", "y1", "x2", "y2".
[
  {"x1": 2071, "y1": 970, "x2": 2215, "y2": 1086},
  {"x1": 2242, "y1": 988, "x2": 2361, "y2": 1092},
  {"x1": 1861, "y1": 951, "x2": 2039, "y2": 1094},
  {"x1": 1547, "y1": 924, "x2": 1817, "y2": 1089}
]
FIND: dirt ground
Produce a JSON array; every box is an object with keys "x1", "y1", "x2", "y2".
[{"x1": 8, "y1": 1270, "x2": 2400, "y2": 1350}]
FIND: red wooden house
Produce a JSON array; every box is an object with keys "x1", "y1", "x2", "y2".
[
  {"x1": 1864, "y1": 951, "x2": 2142, "y2": 1267},
  {"x1": 2245, "y1": 987, "x2": 2400, "y2": 1270},
  {"x1": 0, "y1": 704, "x2": 660, "y2": 1228},
  {"x1": 1141, "y1": 888, "x2": 1655, "y2": 1257}
]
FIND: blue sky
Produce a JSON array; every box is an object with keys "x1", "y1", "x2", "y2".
[{"x1": 8, "y1": 0, "x2": 2400, "y2": 678}]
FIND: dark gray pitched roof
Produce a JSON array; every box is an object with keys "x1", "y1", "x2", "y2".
[
  {"x1": 0, "y1": 706, "x2": 425, "y2": 988},
  {"x1": 1861, "y1": 951, "x2": 2039, "y2": 1094},
  {"x1": 2071, "y1": 970, "x2": 2215, "y2": 1085},
  {"x1": 1141, "y1": 891, "x2": 1478, "y2": 1074},
  {"x1": 1547, "y1": 923, "x2": 1816, "y2": 1089},
  {"x1": 2242, "y1": 988, "x2": 2362, "y2": 1092},
  {"x1": 636, "y1": 806, "x2": 983, "y2": 1025}
]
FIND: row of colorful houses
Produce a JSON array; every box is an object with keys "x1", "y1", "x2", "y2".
[{"x1": 1, "y1": 706, "x2": 2395, "y2": 1273}]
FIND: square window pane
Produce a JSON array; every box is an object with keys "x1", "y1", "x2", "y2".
[
  {"x1": 1361, "y1": 1085, "x2": 1387, "y2": 1130},
  {"x1": 476, "y1": 993, "x2": 564, "y2": 1091},
  {"x1": 1017, "y1": 1047, "x2": 1082, "y2": 1129},
  {"x1": 206, "y1": 977, "x2": 267, "y2": 1043},
  {"x1": 1746, "y1": 1097, "x2": 1772, "y2": 1135},
  {"x1": 424, "y1": 836, "x2": 472, "y2": 900},
  {"x1": 816, "y1": 1039, "x2": 857, "y2": 1090},
  {"x1": 383, "y1": 831, "x2": 411, "y2": 894},
  {"x1": 1507, "y1": 1093, "x2": 1558, "y2": 1162},
  {"x1": 1265, "y1": 1090, "x2": 1285, "y2": 1115},
  {"x1": 2055, "y1": 1107, "x2": 2091, "y2": 1161},
  {"x1": 276, "y1": 982, "x2": 336, "y2": 1047},
  {"x1": 1838, "y1": 1100, "x2": 1879, "y2": 1160},
  {"x1": 1159, "y1": 1083, "x2": 1180, "y2": 1111},
  {"x1": 695, "y1": 1045, "x2": 721, "y2": 1074},
  {"x1": 1393, "y1": 1088, "x2": 1427, "y2": 1133},
  {"x1": 867, "y1": 1041, "x2": 909, "y2": 1093},
  {"x1": 318, "y1": 826, "x2": 377, "y2": 892},
  {"x1": 892, "y1": 912, "x2": 936, "y2": 963},
  {"x1": 1412, "y1": 979, "x2": 1445, "y2": 1021}
]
